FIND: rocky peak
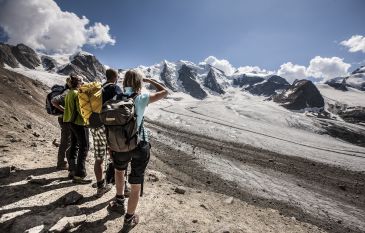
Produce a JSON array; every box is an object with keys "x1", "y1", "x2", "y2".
[
  {"x1": 351, "y1": 66, "x2": 365, "y2": 75},
  {"x1": 58, "y1": 52, "x2": 105, "y2": 82},
  {"x1": 0, "y1": 43, "x2": 19, "y2": 68},
  {"x1": 178, "y1": 64, "x2": 207, "y2": 99},
  {"x1": 325, "y1": 77, "x2": 348, "y2": 91},
  {"x1": 273, "y1": 79, "x2": 324, "y2": 110},
  {"x1": 11, "y1": 43, "x2": 40, "y2": 69},
  {"x1": 41, "y1": 56, "x2": 57, "y2": 71},
  {"x1": 245, "y1": 75, "x2": 289, "y2": 97},
  {"x1": 160, "y1": 62, "x2": 177, "y2": 91},
  {"x1": 204, "y1": 68, "x2": 225, "y2": 94},
  {"x1": 233, "y1": 74, "x2": 265, "y2": 87}
]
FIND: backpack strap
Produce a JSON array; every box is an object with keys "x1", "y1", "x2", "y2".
[{"x1": 139, "y1": 117, "x2": 146, "y2": 142}]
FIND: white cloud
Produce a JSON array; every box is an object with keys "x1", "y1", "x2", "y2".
[
  {"x1": 277, "y1": 62, "x2": 307, "y2": 84},
  {"x1": 0, "y1": 0, "x2": 115, "y2": 54},
  {"x1": 306, "y1": 56, "x2": 350, "y2": 81},
  {"x1": 236, "y1": 66, "x2": 274, "y2": 76},
  {"x1": 277, "y1": 57, "x2": 351, "y2": 83},
  {"x1": 200, "y1": 56, "x2": 235, "y2": 75},
  {"x1": 340, "y1": 35, "x2": 365, "y2": 53}
]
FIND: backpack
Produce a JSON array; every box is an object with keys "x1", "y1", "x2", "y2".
[
  {"x1": 78, "y1": 82, "x2": 115, "y2": 128},
  {"x1": 88, "y1": 83, "x2": 116, "y2": 128},
  {"x1": 100, "y1": 93, "x2": 139, "y2": 152},
  {"x1": 46, "y1": 85, "x2": 66, "y2": 115}
]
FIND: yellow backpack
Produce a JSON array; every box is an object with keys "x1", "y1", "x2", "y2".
[{"x1": 78, "y1": 82, "x2": 103, "y2": 126}]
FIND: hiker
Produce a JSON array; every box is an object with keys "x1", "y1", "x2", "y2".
[
  {"x1": 51, "y1": 77, "x2": 72, "y2": 170},
  {"x1": 90, "y1": 68, "x2": 122, "y2": 197},
  {"x1": 63, "y1": 74, "x2": 92, "y2": 183},
  {"x1": 107, "y1": 69, "x2": 168, "y2": 232}
]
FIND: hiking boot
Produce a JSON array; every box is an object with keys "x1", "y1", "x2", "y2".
[
  {"x1": 56, "y1": 161, "x2": 68, "y2": 170},
  {"x1": 73, "y1": 176, "x2": 93, "y2": 184},
  {"x1": 96, "y1": 183, "x2": 112, "y2": 198},
  {"x1": 121, "y1": 214, "x2": 139, "y2": 233},
  {"x1": 67, "y1": 171, "x2": 74, "y2": 180},
  {"x1": 107, "y1": 199, "x2": 126, "y2": 215}
]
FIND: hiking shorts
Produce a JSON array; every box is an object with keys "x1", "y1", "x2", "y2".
[
  {"x1": 111, "y1": 141, "x2": 151, "y2": 184},
  {"x1": 90, "y1": 126, "x2": 107, "y2": 161}
]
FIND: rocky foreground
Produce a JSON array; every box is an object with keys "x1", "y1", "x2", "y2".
[{"x1": 0, "y1": 69, "x2": 333, "y2": 232}]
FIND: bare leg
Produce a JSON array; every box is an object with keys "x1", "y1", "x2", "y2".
[
  {"x1": 127, "y1": 184, "x2": 141, "y2": 214},
  {"x1": 115, "y1": 169, "x2": 125, "y2": 195},
  {"x1": 94, "y1": 159, "x2": 103, "y2": 182}
]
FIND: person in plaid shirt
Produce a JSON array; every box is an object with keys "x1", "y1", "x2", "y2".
[{"x1": 91, "y1": 69, "x2": 122, "y2": 197}]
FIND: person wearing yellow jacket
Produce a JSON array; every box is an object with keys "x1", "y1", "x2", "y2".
[{"x1": 63, "y1": 74, "x2": 92, "y2": 184}]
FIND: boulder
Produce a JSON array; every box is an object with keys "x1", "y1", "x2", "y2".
[
  {"x1": 48, "y1": 215, "x2": 86, "y2": 233},
  {"x1": 174, "y1": 186, "x2": 186, "y2": 194},
  {"x1": 0, "y1": 166, "x2": 11, "y2": 178},
  {"x1": 60, "y1": 191, "x2": 84, "y2": 206},
  {"x1": 273, "y1": 79, "x2": 324, "y2": 110}
]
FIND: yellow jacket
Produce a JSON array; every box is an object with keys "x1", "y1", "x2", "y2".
[{"x1": 78, "y1": 82, "x2": 103, "y2": 125}]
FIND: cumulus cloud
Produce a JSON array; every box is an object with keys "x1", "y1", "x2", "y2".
[
  {"x1": 340, "y1": 35, "x2": 365, "y2": 53},
  {"x1": 236, "y1": 66, "x2": 274, "y2": 76},
  {"x1": 277, "y1": 62, "x2": 307, "y2": 83},
  {"x1": 306, "y1": 56, "x2": 350, "y2": 81},
  {"x1": 200, "y1": 56, "x2": 235, "y2": 75},
  {"x1": 277, "y1": 57, "x2": 351, "y2": 83},
  {"x1": 0, "y1": 0, "x2": 115, "y2": 54}
]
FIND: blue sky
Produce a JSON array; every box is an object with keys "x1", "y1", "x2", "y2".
[
  {"x1": 0, "y1": 0, "x2": 364, "y2": 81},
  {"x1": 53, "y1": 0, "x2": 365, "y2": 70}
]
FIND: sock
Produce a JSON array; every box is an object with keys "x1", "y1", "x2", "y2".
[
  {"x1": 97, "y1": 179, "x2": 105, "y2": 189},
  {"x1": 125, "y1": 213, "x2": 134, "y2": 220},
  {"x1": 116, "y1": 195, "x2": 125, "y2": 204}
]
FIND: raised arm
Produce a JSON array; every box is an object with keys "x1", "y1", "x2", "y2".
[{"x1": 143, "y1": 78, "x2": 169, "y2": 104}]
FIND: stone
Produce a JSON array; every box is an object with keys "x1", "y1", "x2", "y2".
[
  {"x1": 192, "y1": 219, "x2": 198, "y2": 223},
  {"x1": 174, "y1": 187, "x2": 186, "y2": 195},
  {"x1": 148, "y1": 173, "x2": 159, "y2": 182},
  {"x1": 29, "y1": 178, "x2": 48, "y2": 185},
  {"x1": 11, "y1": 116, "x2": 19, "y2": 121},
  {"x1": 49, "y1": 215, "x2": 86, "y2": 233},
  {"x1": 199, "y1": 204, "x2": 208, "y2": 210},
  {"x1": 33, "y1": 132, "x2": 40, "y2": 137},
  {"x1": 24, "y1": 224, "x2": 45, "y2": 233},
  {"x1": 224, "y1": 197, "x2": 234, "y2": 204},
  {"x1": 61, "y1": 191, "x2": 84, "y2": 206},
  {"x1": 25, "y1": 123, "x2": 32, "y2": 129},
  {"x1": 52, "y1": 139, "x2": 60, "y2": 147},
  {"x1": 0, "y1": 166, "x2": 11, "y2": 178}
]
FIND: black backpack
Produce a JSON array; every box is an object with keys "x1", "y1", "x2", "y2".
[
  {"x1": 100, "y1": 93, "x2": 139, "y2": 152},
  {"x1": 46, "y1": 85, "x2": 66, "y2": 115}
]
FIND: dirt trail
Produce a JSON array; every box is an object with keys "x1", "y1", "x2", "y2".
[{"x1": 145, "y1": 120, "x2": 365, "y2": 233}]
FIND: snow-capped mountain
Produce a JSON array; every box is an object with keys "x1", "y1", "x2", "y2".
[
  {"x1": 0, "y1": 43, "x2": 105, "y2": 82},
  {"x1": 325, "y1": 65, "x2": 365, "y2": 91}
]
